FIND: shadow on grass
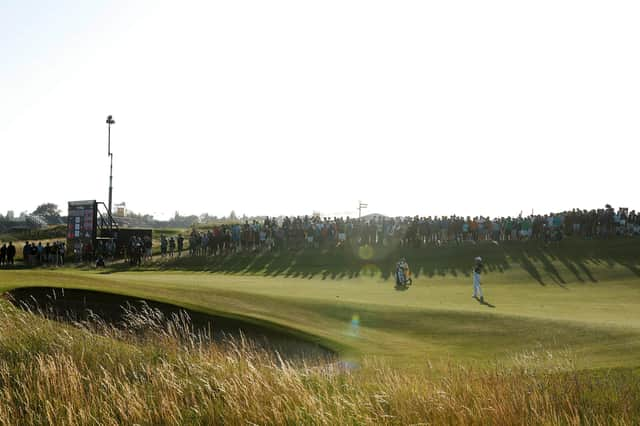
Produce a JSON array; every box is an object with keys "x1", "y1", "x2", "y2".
[
  {"x1": 98, "y1": 238, "x2": 640, "y2": 286},
  {"x1": 472, "y1": 296, "x2": 496, "y2": 308}
]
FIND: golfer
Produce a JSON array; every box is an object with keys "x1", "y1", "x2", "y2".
[{"x1": 472, "y1": 256, "x2": 484, "y2": 302}]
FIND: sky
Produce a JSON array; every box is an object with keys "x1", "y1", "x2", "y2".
[{"x1": 1, "y1": 1, "x2": 639, "y2": 220}]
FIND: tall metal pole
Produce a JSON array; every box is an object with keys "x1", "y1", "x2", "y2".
[
  {"x1": 106, "y1": 115, "x2": 115, "y2": 217},
  {"x1": 108, "y1": 153, "x2": 113, "y2": 216}
]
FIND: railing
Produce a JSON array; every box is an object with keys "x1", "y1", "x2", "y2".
[{"x1": 96, "y1": 202, "x2": 119, "y2": 238}]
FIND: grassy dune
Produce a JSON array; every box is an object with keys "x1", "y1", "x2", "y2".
[{"x1": 0, "y1": 301, "x2": 638, "y2": 425}]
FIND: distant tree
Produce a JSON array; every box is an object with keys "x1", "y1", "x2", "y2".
[
  {"x1": 32, "y1": 203, "x2": 61, "y2": 219},
  {"x1": 229, "y1": 210, "x2": 237, "y2": 221}
]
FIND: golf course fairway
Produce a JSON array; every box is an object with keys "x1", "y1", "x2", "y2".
[{"x1": 2, "y1": 239, "x2": 639, "y2": 370}]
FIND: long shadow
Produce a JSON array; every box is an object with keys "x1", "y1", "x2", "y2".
[
  {"x1": 532, "y1": 248, "x2": 566, "y2": 287},
  {"x1": 556, "y1": 255, "x2": 586, "y2": 283},
  {"x1": 473, "y1": 296, "x2": 496, "y2": 308},
  {"x1": 504, "y1": 244, "x2": 545, "y2": 285},
  {"x1": 619, "y1": 262, "x2": 640, "y2": 278},
  {"x1": 98, "y1": 238, "x2": 640, "y2": 285}
]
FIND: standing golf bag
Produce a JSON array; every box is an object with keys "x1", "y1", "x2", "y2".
[{"x1": 395, "y1": 259, "x2": 412, "y2": 290}]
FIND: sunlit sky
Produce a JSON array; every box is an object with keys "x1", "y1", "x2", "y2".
[{"x1": 2, "y1": 1, "x2": 638, "y2": 220}]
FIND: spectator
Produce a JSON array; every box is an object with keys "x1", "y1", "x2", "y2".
[
  {"x1": 177, "y1": 234, "x2": 184, "y2": 257},
  {"x1": 160, "y1": 234, "x2": 168, "y2": 257},
  {"x1": 169, "y1": 236, "x2": 175, "y2": 257},
  {"x1": 7, "y1": 242, "x2": 16, "y2": 266}
]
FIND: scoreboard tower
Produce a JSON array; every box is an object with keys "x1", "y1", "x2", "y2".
[{"x1": 67, "y1": 200, "x2": 98, "y2": 252}]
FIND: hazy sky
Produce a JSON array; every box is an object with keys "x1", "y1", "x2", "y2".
[{"x1": 2, "y1": 1, "x2": 638, "y2": 220}]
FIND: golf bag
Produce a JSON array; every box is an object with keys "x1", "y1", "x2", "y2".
[{"x1": 395, "y1": 259, "x2": 412, "y2": 289}]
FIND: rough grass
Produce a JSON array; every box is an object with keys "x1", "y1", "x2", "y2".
[{"x1": 0, "y1": 301, "x2": 638, "y2": 425}]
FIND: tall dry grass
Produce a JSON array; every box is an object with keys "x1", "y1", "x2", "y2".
[{"x1": 0, "y1": 301, "x2": 638, "y2": 425}]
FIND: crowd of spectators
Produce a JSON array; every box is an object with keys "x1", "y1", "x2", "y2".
[
  {"x1": 121, "y1": 235, "x2": 153, "y2": 266},
  {"x1": 160, "y1": 234, "x2": 184, "y2": 258},
  {"x1": 4, "y1": 206, "x2": 638, "y2": 266},
  {"x1": 185, "y1": 206, "x2": 640, "y2": 254},
  {"x1": 20, "y1": 241, "x2": 66, "y2": 266}
]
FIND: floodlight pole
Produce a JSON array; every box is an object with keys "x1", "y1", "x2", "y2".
[{"x1": 106, "y1": 115, "x2": 115, "y2": 217}]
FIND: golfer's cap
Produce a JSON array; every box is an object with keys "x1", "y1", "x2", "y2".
[{"x1": 475, "y1": 256, "x2": 482, "y2": 262}]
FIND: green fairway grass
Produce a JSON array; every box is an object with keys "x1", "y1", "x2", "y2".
[{"x1": 2, "y1": 238, "x2": 639, "y2": 370}]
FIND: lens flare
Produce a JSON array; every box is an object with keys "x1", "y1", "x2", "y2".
[
  {"x1": 348, "y1": 313, "x2": 360, "y2": 337},
  {"x1": 360, "y1": 263, "x2": 381, "y2": 277},
  {"x1": 351, "y1": 314, "x2": 360, "y2": 326},
  {"x1": 358, "y1": 245, "x2": 374, "y2": 260}
]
